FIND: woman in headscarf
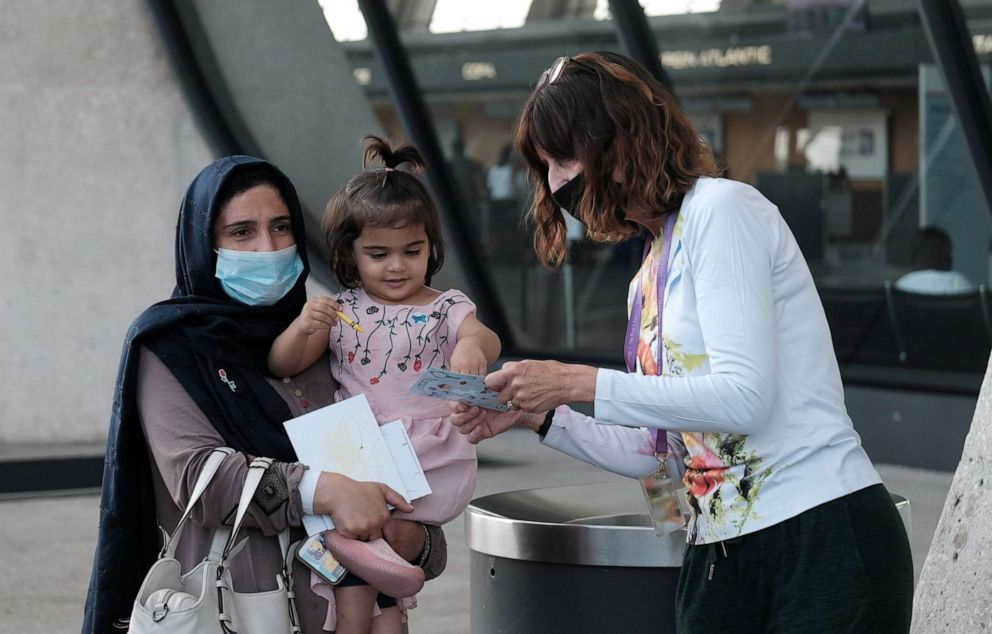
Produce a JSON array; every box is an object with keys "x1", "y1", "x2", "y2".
[{"x1": 83, "y1": 156, "x2": 446, "y2": 633}]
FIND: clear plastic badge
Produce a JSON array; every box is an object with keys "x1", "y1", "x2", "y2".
[{"x1": 639, "y1": 455, "x2": 691, "y2": 537}]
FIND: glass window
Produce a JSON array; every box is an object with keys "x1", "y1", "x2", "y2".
[
  {"x1": 321, "y1": 0, "x2": 992, "y2": 374},
  {"x1": 429, "y1": 0, "x2": 533, "y2": 33},
  {"x1": 318, "y1": 0, "x2": 367, "y2": 42},
  {"x1": 594, "y1": 0, "x2": 724, "y2": 20}
]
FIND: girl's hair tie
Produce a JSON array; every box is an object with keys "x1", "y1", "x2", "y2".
[{"x1": 382, "y1": 167, "x2": 396, "y2": 172}]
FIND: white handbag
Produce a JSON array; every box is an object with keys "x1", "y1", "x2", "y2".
[{"x1": 129, "y1": 448, "x2": 303, "y2": 633}]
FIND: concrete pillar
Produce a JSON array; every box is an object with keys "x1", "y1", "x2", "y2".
[
  {"x1": 0, "y1": 1, "x2": 213, "y2": 444},
  {"x1": 911, "y1": 357, "x2": 992, "y2": 631}
]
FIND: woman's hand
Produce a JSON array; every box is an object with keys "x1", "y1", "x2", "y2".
[
  {"x1": 312, "y1": 472, "x2": 413, "y2": 541},
  {"x1": 486, "y1": 360, "x2": 597, "y2": 413},
  {"x1": 382, "y1": 518, "x2": 427, "y2": 562},
  {"x1": 449, "y1": 402, "x2": 545, "y2": 444}
]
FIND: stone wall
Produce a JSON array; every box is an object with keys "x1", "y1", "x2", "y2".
[{"x1": 0, "y1": 1, "x2": 214, "y2": 443}]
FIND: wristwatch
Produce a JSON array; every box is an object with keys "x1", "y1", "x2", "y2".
[{"x1": 536, "y1": 409, "x2": 555, "y2": 438}]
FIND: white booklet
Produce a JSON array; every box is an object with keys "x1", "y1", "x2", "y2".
[{"x1": 284, "y1": 393, "x2": 432, "y2": 536}]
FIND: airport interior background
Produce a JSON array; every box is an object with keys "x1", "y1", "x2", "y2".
[
  {"x1": 1, "y1": 0, "x2": 991, "y2": 631},
  {"x1": 312, "y1": 0, "x2": 989, "y2": 470}
]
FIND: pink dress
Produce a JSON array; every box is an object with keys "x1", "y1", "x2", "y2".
[{"x1": 328, "y1": 287, "x2": 478, "y2": 525}]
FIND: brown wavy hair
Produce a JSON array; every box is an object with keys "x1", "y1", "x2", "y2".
[
  {"x1": 516, "y1": 51, "x2": 719, "y2": 267},
  {"x1": 321, "y1": 135, "x2": 445, "y2": 288}
]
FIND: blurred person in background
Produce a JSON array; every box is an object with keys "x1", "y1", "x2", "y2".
[{"x1": 895, "y1": 226, "x2": 975, "y2": 294}]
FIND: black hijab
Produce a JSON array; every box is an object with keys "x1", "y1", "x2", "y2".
[{"x1": 82, "y1": 156, "x2": 311, "y2": 633}]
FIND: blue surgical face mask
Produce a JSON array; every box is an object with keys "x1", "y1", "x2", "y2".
[{"x1": 214, "y1": 245, "x2": 304, "y2": 306}]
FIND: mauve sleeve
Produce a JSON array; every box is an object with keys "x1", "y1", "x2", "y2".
[{"x1": 136, "y1": 347, "x2": 306, "y2": 535}]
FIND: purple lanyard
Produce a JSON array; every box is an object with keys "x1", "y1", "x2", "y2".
[{"x1": 623, "y1": 212, "x2": 677, "y2": 455}]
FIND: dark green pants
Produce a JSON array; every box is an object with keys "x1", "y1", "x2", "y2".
[{"x1": 676, "y1": 484, "x2": 913, "y2": 633}]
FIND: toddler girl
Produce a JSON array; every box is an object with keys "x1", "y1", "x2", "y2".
[{"x1": 269, "y1": 136, "x2": 500, "y2": 633}]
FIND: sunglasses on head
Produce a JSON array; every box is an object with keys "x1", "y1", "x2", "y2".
[{"x1": 536, "y1": 55, "x2": 594, "y2": 90}]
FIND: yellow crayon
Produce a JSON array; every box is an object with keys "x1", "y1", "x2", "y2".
[{"x1": 335, "y1": 310, "x2": 363, "y2": 333}]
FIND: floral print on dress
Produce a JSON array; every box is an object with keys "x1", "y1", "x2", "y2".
[
  {"x1": 324, "y1": 286, "x2": 480, "y2": 550},
  {"x1": 331, "y1": 288, "x2": 473, "y2": 386}
]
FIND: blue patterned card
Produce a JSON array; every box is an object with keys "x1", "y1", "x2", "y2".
[{"x1": 408, "y1": 368, "x2": 509, "y2": 411}]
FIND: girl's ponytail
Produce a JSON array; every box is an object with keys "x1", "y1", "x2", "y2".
[
  {"x1": 322, "y1": 135, "x2": 446, "y2": 289},
  {"x1": 362, "y1": 135, "x2": 426, "y2": 172}
]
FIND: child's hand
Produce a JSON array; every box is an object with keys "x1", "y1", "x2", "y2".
[
  {"x1": 450, "y1": 340, "x2": 488, "y2": 375},
  {"x1": 298, "y1": 295, "x2": 341, "y2": 336},
  {"x1": 450, "y1": 400, "x2": 527, "y2": 444}
]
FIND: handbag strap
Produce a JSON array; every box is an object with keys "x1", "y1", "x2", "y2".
[
  {"x1": 221, "y1": 457, "x2": 275, "y2": 561},
  {"x1": 208, "y1": 528, "x2": 252, "y2": 563},
  {"x1": 284, "y1": 538, "x2": 303, "y2": 632},
  {"x1": 215, "y1": 457, "x2": 303, "y2": 633},
  {"x1": 208, "y1": 528, "x2": 230, "y2": 562},
  {"x1": 162, "y1": 447, "x2": 235, "y2": 558}
]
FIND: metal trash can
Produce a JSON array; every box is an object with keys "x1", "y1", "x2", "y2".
[
  {"x1": 466, "y1": 482, "x2": 913, "y2": 634},
  {"x1": 466, "y1": 482, "x2": 683, "y2": 634}
]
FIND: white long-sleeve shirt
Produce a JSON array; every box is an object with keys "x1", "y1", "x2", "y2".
[{"x1": 543, "y1": 177, "x2": 880, "y2": 544}]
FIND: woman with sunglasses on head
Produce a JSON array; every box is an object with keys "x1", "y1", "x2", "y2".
[{"x1": 450, "y1": 52, "x2": 913, "y2": 632}]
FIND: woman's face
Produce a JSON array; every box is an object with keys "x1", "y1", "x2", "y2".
[
  {"x1": 537, "y1": 148, "x2": 583, "y2": 193},
  {"x1": 213, "y1": 184, "x2": 295, "y2": 252}
]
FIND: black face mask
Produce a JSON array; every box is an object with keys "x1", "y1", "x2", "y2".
[{"x1": 551, "y1": 173, "x2": 585, "y2": 216}]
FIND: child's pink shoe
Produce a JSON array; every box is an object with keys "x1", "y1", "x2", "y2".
[{"x1": 323, "y1": 531, "x2": 426, "y2": 598}]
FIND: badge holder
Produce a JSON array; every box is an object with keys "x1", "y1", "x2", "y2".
[{"x1": 639, "y1": 451, "x2": 691, "y2": 537}]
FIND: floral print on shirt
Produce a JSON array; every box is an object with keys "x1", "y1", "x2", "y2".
[
  {"x1": 634, "y1": 212, "x2": 775, "y2": 544},
  {"x1": 682, "y1": 432, "x2": 773, "y2": 540}
]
